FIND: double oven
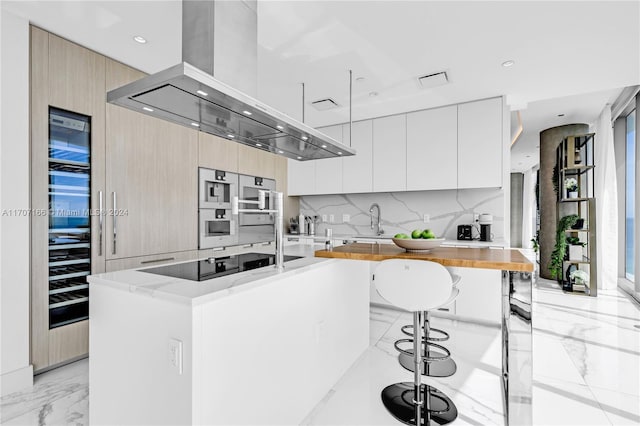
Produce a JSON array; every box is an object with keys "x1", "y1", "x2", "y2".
[{"x1": 198, "y1": 168, "x2": 276, "y2": 249}]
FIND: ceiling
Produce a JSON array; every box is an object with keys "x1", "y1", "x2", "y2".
[{"x1": 3, "y1": 1, "x2": 639, "y2": 172}]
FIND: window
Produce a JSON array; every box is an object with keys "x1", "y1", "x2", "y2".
[{"x1": 626, "y1": 110, "x2": 635, "y2": 281}]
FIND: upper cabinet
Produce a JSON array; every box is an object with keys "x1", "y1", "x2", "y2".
[
  {"x1": 287, "y1": 96, "x2": 504, "y2": 196},
  {"x1": 199, "y1": 132, "x2": 239, "y2": 172},
  {"x1": 406, "y1": 106, "x2": 457, "y2": 191},
  {"x1": 457, "y1": 97, "x2": 503, "y2": 189},
  {"x1": 315, "y1": 124, "x2": 344, "y2": 194},
  {"x1": 343, "y1": 120, "x2": 373, "y2": 193},
  {"x1": 238, "y1": 144, "x2": 276, "y2": 178},
  {"x1": 373, "y1": 114, "x2": 407, "y2": 192}
]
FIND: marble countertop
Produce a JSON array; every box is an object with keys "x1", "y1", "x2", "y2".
[
  {"x1": 88, "y1": 245, "x2": 332, "y2": 306},
  {"x1": 286, "y1": 233, "x2": 506, "y2": 247},
  {"x1": 315, "y1": 243, "x2": 533, "y2": 272}
]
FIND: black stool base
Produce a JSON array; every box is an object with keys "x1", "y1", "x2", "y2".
[
  {"x1": 381, "y1": 382, "x2": 458, "y2": 425},
  {"x1": 398, "y1": 350, "x2": 457, "y2": 378}
]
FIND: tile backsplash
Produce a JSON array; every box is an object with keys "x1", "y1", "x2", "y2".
[{"x1": 298, "y1": 188, "x2": 505, "y2": 241}]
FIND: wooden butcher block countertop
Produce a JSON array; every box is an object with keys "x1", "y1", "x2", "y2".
[{"x1": 315, "y1": 243, "x2": 534, "y2": 272}]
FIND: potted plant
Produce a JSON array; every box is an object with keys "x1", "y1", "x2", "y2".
[
  {"x1": 550, "y1": 214, "x2": 579, "y2": 282},
  {"x1": 565, "y1": 177, "x2": 578, "y2": 198}
]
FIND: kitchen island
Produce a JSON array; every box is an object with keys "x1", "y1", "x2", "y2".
[
  {"x1": 316, "y1": 243, "x2": 534, "y2": 425},
  {"x1": 88, "y1": 252, "x2": 370, "y2": 425}
]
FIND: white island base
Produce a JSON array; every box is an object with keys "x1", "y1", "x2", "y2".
[{"x1": 89, "y1": 258, "x2": 370, "y2": 425}]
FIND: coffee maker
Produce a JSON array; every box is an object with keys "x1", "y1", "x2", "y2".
[{"x1": 479, "y1": 213, "x2": 493, "y2": 242}]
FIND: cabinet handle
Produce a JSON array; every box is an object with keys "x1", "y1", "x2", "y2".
[
  {"x1": 112, "y1": 192, "x2": 117, "y2": 255},
  {"x1": 98, "y1": 191, "x2": 103, "y2": 256},
  {"x1": 140, "y1": 257, "x2": 175, "y2": 265}
]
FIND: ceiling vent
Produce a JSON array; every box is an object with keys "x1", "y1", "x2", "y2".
[
  {"x1": 311, "y1": 98, "x2": 340, "y2": 111},
  {"x1": 417, "y1": 71, "x2": 449, "y2": 89}
]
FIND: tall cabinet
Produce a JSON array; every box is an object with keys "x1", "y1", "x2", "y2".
[{"x1": 31, "y1": 28, "x2": 106, "y2": 371}]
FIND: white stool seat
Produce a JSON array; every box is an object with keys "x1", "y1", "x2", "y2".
[{"x1": 375, "y1": 259, "x2": 456, "y2": 312}]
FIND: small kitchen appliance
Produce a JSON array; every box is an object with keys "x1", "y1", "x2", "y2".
[
  {"x1": 479, "y1": 213, "x2": 493, "y2": 242},
  {"x1": 457, "y1": 225, "x2": 473, "y2": 241}
]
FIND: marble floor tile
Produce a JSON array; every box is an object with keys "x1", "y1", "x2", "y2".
[{"x1": 2, "y1": 278, "x2": 638, "y2": 426}]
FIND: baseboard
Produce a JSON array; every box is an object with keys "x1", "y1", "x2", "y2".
[{"x1": 1, "y1": 364, "x2": 34, "y2": 397}]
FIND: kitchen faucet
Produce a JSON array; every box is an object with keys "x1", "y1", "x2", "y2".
[
  {"x1": 232, "y1": 190, "x2": 285, "y2": 272},
  {"x1": 369, "y1": 203, "x2": 384, "y2": 236}
]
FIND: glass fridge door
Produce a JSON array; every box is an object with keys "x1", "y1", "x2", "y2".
[{"x1": 48, "y1": 107, "x2": 91, "y2": 329}]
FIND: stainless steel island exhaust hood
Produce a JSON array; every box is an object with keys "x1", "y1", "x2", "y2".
[{"x1": 107, "y1": 0, "x2": 354, "y2": 161}]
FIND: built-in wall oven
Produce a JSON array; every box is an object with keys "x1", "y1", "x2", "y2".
[
  {"x1": 238, "y1": 175, "x2": 276, "y2": 226},
  {"x1": 237, "y1": 174, "x2": 276, "y2": 245},
  {"x1": 199, "y1": 168, "x2": 238, "y2": 248}
]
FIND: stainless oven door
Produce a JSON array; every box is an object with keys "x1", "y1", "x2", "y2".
[
  {"x1": 199, "y1": 168, "x2": 238, "y2": 210},
  {"x1": 238, "y1": 175, "x2": 276, "y2": 226},
  {"x1": 198, "y1": 209, "x2": 237, "y2": 249}
]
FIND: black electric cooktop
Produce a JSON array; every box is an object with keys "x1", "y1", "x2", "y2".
[{"x1": 143, "y1": 252, "x2": 302, "y2": 282}]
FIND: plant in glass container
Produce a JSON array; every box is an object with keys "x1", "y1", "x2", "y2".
[
  {"x1": 565, "y1": 177, "x2": 578, "y2": 198},
  {"x1": 570, "y1": 269, "x2": 589, "y2": 285}
]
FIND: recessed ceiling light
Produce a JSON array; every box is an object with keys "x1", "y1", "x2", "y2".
[
  {"x1": 256, "y1": 143, "x2": 262, "y2": 147},
  {"x1": 196, "y1": 90, "x2": 208, "y2": 96},
  {"x1": 142, "y1": 106, "x2": 154, "y2": 112},
  {"x1": 301, "y1": 136, "x2": 308, "y2": 141},
  {"x1": 502, "y1": 60, "x2": 515, "y2": 67},
  {"x1": 276, "y1": 125, "x2": 284, "y2": 130},
  {"x1": 321, "y1": 144, "x2": 327, "y2": 148},
  {"x1": 558, "y1": 113, "x2": 565, "y2": 117},
  {"x1": 369, "y1": 91, "x2": 378, "y2": 97},
  {"x1": 190, "y1": 122, "x2": 199, "y2": 127},
  {"x1": 133, "y1": 35, "x2": 147, "y2": 44},
  {"x1": 227, "y1": 134, "x2": 234, "y2": 138},
  {"x1": 278, "y1": 150, "x2": 284, "y2": 154},
  {"x1": 297, "y1": 156, "x2": 302, "y2": 160},
  {"x1": 242, "y1": 110, "x2": 252, "y2": 116}
]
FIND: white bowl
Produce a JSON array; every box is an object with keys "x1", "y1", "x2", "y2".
[{"x1": 391, "y1": 237, "x2": 445, "y2": 251}]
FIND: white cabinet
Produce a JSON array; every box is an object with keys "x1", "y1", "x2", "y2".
[
  {"x1": 343, "y1": 120, "x2": 373, "y2": 193},
  {"x1": 457, "y1": 98, "x2": 503, "y2": 189},
  {"x1": 448, "y1": 266, "x2": 502, "y2": 324},
  {"x1": 406, "y1": 106, "x2": 457, "y2": 191},
  {"x1": 315, "y1": 125, "x2": 343, "y2": 194},
  {"x1": 287, "y1": 158, "x2": 315, "y2": 195},
  {"x1": 373, "y1": 114, "x2": 406, "y2": 192}
]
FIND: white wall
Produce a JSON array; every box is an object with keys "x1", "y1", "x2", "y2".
[{"x1": 0, "y1": 9, "x2": 33, "y2": 395}]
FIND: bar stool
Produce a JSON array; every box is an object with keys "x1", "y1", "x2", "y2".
[
  {"x1": 375, "y1": 259, "x2": 459, "y2": 426},
  {"x1": 397, "y1": 273, "x2": 461, "y2": 378}
]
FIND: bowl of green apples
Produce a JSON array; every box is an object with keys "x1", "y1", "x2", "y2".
[{"x1": 392, "y1": 229, "x2": 445, "y2": 252}]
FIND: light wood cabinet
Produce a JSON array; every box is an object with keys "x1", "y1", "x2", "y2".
[
  {"x1": 105, "y1": 250, "x2": 200, "y2": 272},
  {"x1": 406, "y1": 106, "x2": 457, "y2": 191},
  {"x1": 342, "y1": 120, "x2": 373, "y2": 193},
  {"x1": 199, "y1": 132, "x2": 239, "y2": 172},
  {"x1": 30, "y1": 28, "x2": 105, "y2": 371},
  {"x1": 315, "y1": 124, "x2": 343, "y2": 194},
  {"x1": 238, "y1": 144, "x2": 276, "y2": 178},
  {"x1": 105, "y1": 93, "x2": 198, "y2": 259},
  {"x1": 373, "y1": 114, "x2": 406, "y2": 192},
  {"x1": 457, "y1": 97, "x2": 503, "y2": 189}
]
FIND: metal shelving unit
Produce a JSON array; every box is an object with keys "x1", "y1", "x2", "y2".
[{"x1": 556, "y1": 133, "x2": 597, "y2": 296}]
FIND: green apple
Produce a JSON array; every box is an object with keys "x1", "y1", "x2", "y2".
[
  {"x1": 422, "y1": 229, "x2": 436, "y2": 239},
  {"x1": 411, "y1": 229, "x2": 423, "y2": 239},
  {"x1": 394, "y1": 233, "x2": 409, "y2": 239}
]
